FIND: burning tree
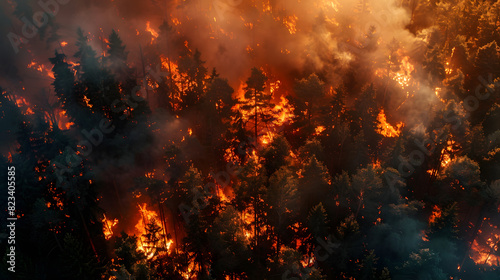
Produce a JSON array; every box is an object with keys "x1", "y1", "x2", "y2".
[{"x1": 238, "y1": 67, "x2": 275, "y2": 143}]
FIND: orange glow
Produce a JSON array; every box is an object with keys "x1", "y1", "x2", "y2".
[
  {"x1": 391, "y1": 56, "x2": 414, "y2": 89},
  {"x1": 471, "y1": 222, "x2": 500, "y2": 266},
  {"x1": 27, "y1": 60, "x2": 55, "y2": 79},
  {"x1": 60, "y1": 41, "x2": 68, "y2": 47},
  {"x1": 435, "y1": 87, "x2": 446, "y2": 103},
  {"x1": 135, "y1": 203, "x2": 172, "y2": 259},
  {"x1": 241, "y1": 211, "x2": 255, "y2": 241},
  {"x1": 102, "y1": 214, "x2": 118, "y2": 240},
  {"x1": 272, "y1": 95, "x2": 295, "y2": 127},
  {"x1": 57, "y1": 110, "x2": 74, "y2": 130},
  {"x1": 83, "y1": 96, "x2": 93, "y2": 108},
  {"x1": 146, "y1": 21, "x2": 159, "y2": 43},
  {"x1": 315, "y1": 125, "x2": 326, "y2": 135},
  {"x1": 377, "y1": 109, "x2": 403, "y2": 137},
  {"x1": 428, "y1": 205, "x2": 442, "y2": 224},
  {"x1": 283, "y1": 15, "x2": 298, "y2": 34},
  {"x1": 440, "y1": 138, "x2": 456, "y2": 168},
  {"x1": 15, "y1": 96, "x2": 34, "y2": 115}
]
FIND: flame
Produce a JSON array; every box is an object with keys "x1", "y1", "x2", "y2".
[
  {"x1": 146, "y1": 21, "x2": 159, "y2": 43},
  {"x1": 27, "y1": 59, "x2": 55, "y2": 79},
  {"x1": 102, "y1": 214, "x2": 118, "y2": 240},
  {"x1": 273, "y1": 95, "x2": 295, "y2": 127},
  {"x1": 376, "y1": 109, "x2": 403, "y2": 137},
  {"x1": 440, "y1": 138, "x2": 456, "y2": 168},
  {"x1": 428, "y1": 205, "x2": 442, "y2": 224},
  {"x1": 391, "y1": 56, "x2": 414, "y2": 89},
  {"x1": 241, "y1": 210, "x2": 255, "y2": 241},
  {"x1": 60, "y1": 41, "x2": 68, "y2": 47},
  {"x1": 471, "y1": 222, "x2": 500, "y2": 266},
  {"x1": 315, "y1": 125, "x2": 326, "y2": 135},
  {"x1": 15, "y1": 96, "x2": 34, "y2": 115},
  {"x1": 135, "y1": 203, "x2": 172, "y2": 259},
  {"x1": 57, "y1": 109, "x2": 73, "y2": 130},
  {"x1": 83, "y1": 96, "x2": 93, "y2": 109}
]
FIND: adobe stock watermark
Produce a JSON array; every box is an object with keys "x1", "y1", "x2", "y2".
[
  {"x1": 52, "y1": 63, "x2": 168, "y2": 182},
  {"x1": 7, "y1": 0, "x2": 71, "y2": 54},
  {"x1": 385, "y1": 73, "x2": 498, "y2": 189}
]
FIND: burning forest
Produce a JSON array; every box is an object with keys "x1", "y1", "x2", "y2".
[{"x1": 1, "y1": 0, "x2": 500, "y2": 279}]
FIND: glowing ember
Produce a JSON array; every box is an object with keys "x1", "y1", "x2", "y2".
[
  {"x1": 283, "y1": 15, "x2": 298, "y2": 34},
  {"x1": 377, "y1": 109, "x2": 403, "y2": 137},
  {"x1": 315, "y1": 125, "x2": 326, "y2": 135},
  {"x1": 83, "y1": 96, "x2": 93, "y2": 109},
  {"x1": 434, "y1": 87, "x2": 446, "y2": 103}
]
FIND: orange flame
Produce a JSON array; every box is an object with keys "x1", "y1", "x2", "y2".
[
  {"x1": 440, "y1": 138, "x2": 456, "y2": 168},
  {"x1": 102, "y1": 214, "x2": 118, "y2": 240},
  {"x1": 428, "y1": 205, "x2": 442, "y2": 224},
  {"x1": 135, "y1": 203, "x2": 173, "y2": 259},
  {"x1": 377, "y1": 110, "x2": 403, "y2": 137},
  {"x1": 146, "y1": 21, "x2": 159, "y2": 43},
  {"x1": 391, "y1": 56, "x2": 414, "y2": 89},
  {"x1": 27, "y1": 60, "x2": 55, "y2": 79},
  {"x1": 471, "y1": 222, "x2": 500, "y2": 266},
  {"x1": 57, "y1": 110, "x2": 74, "y2": 130},
  {"x1": 315, "y1": 125, "x2": 326, "y2": 135}
]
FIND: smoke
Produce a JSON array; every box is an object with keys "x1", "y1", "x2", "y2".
[{"x1": 2, "y1": 0, "x2": 429, "y2": 88}]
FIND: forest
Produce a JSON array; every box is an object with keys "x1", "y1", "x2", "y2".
[{"x1": 1, "y1": 0, "x2": 500, "y2": 279}]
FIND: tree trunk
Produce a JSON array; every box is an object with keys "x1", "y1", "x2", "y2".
[
  {"x1": 459, "y1": 203, "x2": 487, "y2": 272},
  {"x1": 78, "y1": 208, "x2": 99, "y2": 259},
  {"x1": 254, "y1": 89, "x2": 258, "y2": 142}
]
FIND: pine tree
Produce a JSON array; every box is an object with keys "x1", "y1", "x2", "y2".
[
  {"x1": 262, "y1": 135, "x2": 292, "y2": 177},
  {"x1": 351, "y1": 84, "x2": 381, "y2": 155},
  {"x1": 208, "y1": 206, "x2": 250, "y2": 279},
  {"x1": 177, "y1": 49, "x2": 208, "y2": 109},
  {"x1": 239, "y1": 67, "x2": 274, "y2": 141},
  {"x1": 266, "y1": 166, "x2": 298, "y2": 257},
  {"x1": 49, "y1": 51, "x2": 82, "y2": 125},
  {"x1": 298, "y1": 156, "x2": 331, "y2": 220},
  {"x1": 293, "y1": 73, "x2": 325, "y2": 127},
  {"x1": 114, "y1": 232, "x2": 146, "y2": 271},
  {"x1": 106, "y1": 29, "x2": 129, "y2": 81},
  {"x1": 307, "y1": 203, "x2": 328, "y2": 241}
]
